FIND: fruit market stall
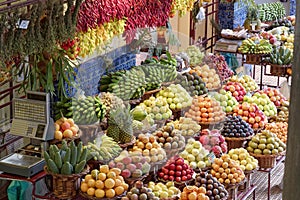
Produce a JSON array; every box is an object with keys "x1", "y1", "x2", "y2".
[{"x1": 0, "y1": 0, "x2": 293, "y2": 199}]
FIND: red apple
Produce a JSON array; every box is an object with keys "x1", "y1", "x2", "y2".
[
  {"x1": 176, "y1": 165, "x2": 182, "y2": 171},
  {"x1": 175, "y1": 158, "x2": 184, "y2": 166},
  {"x1": 249, "y1": 112, "x2": 256, "y2": 118},
  {"x1": 182, "y1": 176, "x2": 188, "y2": 181},
  {"x1": 169, "y1": 170, "x2": 175, "y2": 176},
  {"x1": 162, "y1": 168, "x2": 169, "y2": 175},
  {"x1": 163, "y1": 175, "x2": 169, "y2": 180},
  {"x1": 175, "y1": 176, "x2": 181, "y2": 182},
  {"x1": 182, "y1": 164, "x2": 189, "y2": 170},
  {"x1": 187, "y1": 174, "x2": 192, "y2": 180},
  {"x1": 181, "y1": 171, "x2": 187, "y2": 176},
  {"x1": 158, "y1": 172, "x2": 164, "y2": 178},
  {"x1": 169, "y1": 175, "x2": 175, "y2": 181},
  {"x1": 169, "y1": 164, "x2": 176, "y2": 171},
  {"x1": 175, "y1": 171, "x2": 182, "y2": 177}
]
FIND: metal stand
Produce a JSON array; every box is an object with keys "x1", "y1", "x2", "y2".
[{"x1": 257, "y1": 155, "x2": 285, "y2": 200}]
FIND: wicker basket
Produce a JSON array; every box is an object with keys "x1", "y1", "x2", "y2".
[
  {"x1": 79, "y1": 190, "x2": 126, "y2": 199},
  {"x1": 141, "y1": 88, "x2": 161, "y2": 101},
  {"x1": 78, "y1": 123, "x2": 99, "y2": 144},
  {"x1": 158, "y1": 177, "x2": 194, "y2": 190},
  {"x1": 249, "y1": 152, "x2": 284, "y2": 169},
  {"x1": 225, "y1": 136, "x2": 252, "y2": 150},
  {"x1": 199, "y1": 120, "x2": 224, "y2": 130},
  {"x1": 124, "y1": 173, "x2": 148, "y2": 185},
  {"x1": 45, "y1": 166, "x2": 89, "y2": 199},
  {"x1": 118, "y1": 138, "x2": 136, "y2": 150},
  {"x1": 270, "y1": 64, "x2": 292, "y2": 77},
  {"x1": 245, "y1": 54, "x2": 265, "y2": 64}
]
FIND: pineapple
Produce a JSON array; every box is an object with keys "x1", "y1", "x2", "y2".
[{"x1": 106, "y1": 105, "x2": 133, "y2": 143}]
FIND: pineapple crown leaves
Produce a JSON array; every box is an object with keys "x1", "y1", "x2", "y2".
[{"x1": 108, "y1": 105, "x2": 133, "y2": 133}]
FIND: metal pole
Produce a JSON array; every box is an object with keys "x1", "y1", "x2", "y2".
[{"x1": 282, "y1": 0, "x2": 300, "y2": 199}]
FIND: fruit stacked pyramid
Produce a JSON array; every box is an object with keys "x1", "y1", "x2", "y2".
[
  {"x1": 212, "y1": 89, "x2": 239, "y2": 113},
  {"x1": 221, "y1": 115, "x2": 254, "y2": 138},
  {"x1": 243, "y1": 92, "x2": 277, "y2": 117},
  {"x1": 197, "y1": 129, "x2": 228, "y2": 157},
  {"x1": 208, "y1": 54, "x2": 234, "y2": 81},
  {"x1": 106, "y1": 106, "x2": 134, "y2": 144},
  {"x1": 156, "y1": 84, "x2": 193, "y2": 110},
  {"x1": 54, "y1": 117, "x2": 79, "y2": 140},
  {"x1": 147, "y1": 181, "x2": 181, "y2": 199},
  {"x1": 185, "y1": 45, "x2": 205, "y2": 66},
  {"x1": 180, "y1": 186, "x2": 210, "y2": 200},
  {"x1": 179, "y1": 138, "x2": 210, "y2": 170},
  {"x1": 176, "y1": 72, "x2": 208, "y2": 96},
  {"x1": 265, "y1": 122, "x2": 288, "y2": 143},
  {"x1": 269, "y1": 105, "x2": 289, "y2": 123},
  {"x1": 246, "y1": 130, "x2": 286, "y2": 155},
  {"x1": 262, "y1": 88, "x2": 288, "y2": 107},
  {"x1": 157, "y1": 156, "x2": 194, "y2": 183},
  {"x1": 227, "y1": 148, "x2": 258, "y2": 171},
  {"x1": 80, "y1": 165, "x2": 129, "y2": 198},
  {"x1": 152, "y1": 124, "x2": 185, "y2": 153},
  {"x1": 122, "y1": 181, "x2": 159, "y2": 200},
  {"x1": 131, "y1": 134, "x2": 167, "y2": 164},
  {"x1": 222, "y1": 82, "x2": 247, "y2": 102},
  {"x1": 211, "y1": 154, "x2": 246, "y2": 185},
  {"x1": 229, "y1": 75, "x2": 258, "y2": 92},
  {"x1": 195, "y1": 171, "x2": 228, "y2": 200},
  {"x1": 189, "y1": 65, "x2": 221, "y2": 90},
  {"x1": 108, "y1": 151, "x2": 151, "y2": 180},
  {"x1": 233, "y1": 102, "x2": 268, "y2": 129},
  {"x1": 185, "y1": 96, "x2": 226, "y2": 124},
  {"x1": 139, "y1": 96, "x2": 173, "y2": 121},
  {"x1": 170, "y1": 117, "x2": 201, "y2": 137}
]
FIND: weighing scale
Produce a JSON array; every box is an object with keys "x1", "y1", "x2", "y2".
[
  {"x1": 0, "y1": 91, "x2": 54, "y2": 177},
  {"x1": 214, "y1": 38, "x2": 243, "y2": 53}
]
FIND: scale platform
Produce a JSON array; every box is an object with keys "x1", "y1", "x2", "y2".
[{"x1": 0, "y1": 153, "x2": 45, "y2": 177}]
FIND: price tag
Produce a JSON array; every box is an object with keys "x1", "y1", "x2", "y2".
[
  {"x1": 18, "y1": 19, "x2": 30, "y2": 29},
  {"x1": 207, "y1": 152, "x2": 216, "y2": 164}
]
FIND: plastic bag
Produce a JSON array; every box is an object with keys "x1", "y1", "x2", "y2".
[
  {"x1": 279, "y1": 80, "x2": 290, "y2": 100},
  {"x1": 7, "y1": 180, "x2": 31, "y2": 200}
]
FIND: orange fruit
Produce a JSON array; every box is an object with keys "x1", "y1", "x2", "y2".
[
  {"x1": 107, "y1": 171, "x2": 116, "y2": 179},
  {"x1": 197, "y1": 193, "x2": 207, "y2": 200},
  {"x1": 188, "y1": 192, "x2": 197, "y2": 200},
  {"x1": 110, "y1": 168, "x2": 121, "y2": 176},
  {"x1": 198, "y1": 186, "x2": 206, "y2": 194},
  {"x1": 63, "y1": 129, "x2": 73, "y2": 138},
  {"x1": 85, "y1": 174, "x2": 93, "y2": 182},
  {"x1": 122, "y1": 183, "x2": 129, "y2": 190},
  {"x1": 95, "y1": 189, "x2": 105, "y2": 198},
  {"x1": 105, "y1": 189, "x2": 116, "y2": 198},
  {"x1": 87, "y1": 187, "x2": 95, "y2": 196},
  {"x1": 115, "y1": 186, "x2": 125, "y2": 195},
  {"x1": 80, "y1": 182, "x2": 88, "y2": 192},
  {"x1": 98, "y1": 173, "x2": 106, "y2": 181},
  {"x1": 95, "y1": 180, "x2": 104, "y2": 189},
  {"x1": 87, "y1": 179, "x2": 96, "y2": 188},
  {"x1": 100, "y1": 165, "x2": 110, "y2": 174},
  {"x1": 104, "y1": 178, "x2": 115, "y2": 189},
  {"x1": 114, "y1": 179, "x2": 122, "y2": 187}
]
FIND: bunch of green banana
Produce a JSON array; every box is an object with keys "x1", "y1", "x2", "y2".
[
  {"x1": 258, "y1": 2, "x2": 285, "y2": 22},
  {"x1": 269, "y1": 46, "x2": 292, "y2": 65},
  {"x1": 53, "y1": 98, "x2": 73, "y2": 121},
  {"x1": 68, "y1": 96, "x2": 106, "y2": 125},
  {"x1": 86, "y1": 135, "x2": 122, "y2": 161},
  {"x1": 238, "y1": 38, "x2": 272, "y2": 54}
]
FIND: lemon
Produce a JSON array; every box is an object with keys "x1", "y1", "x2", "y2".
[
  {"x1": 95, "y1": 189, "x2": 105, "y2": 198},
  {"x1": 105, "y1": 189, "x2": 116, "y2": 198},
  {"x1": 87, "y1": 187, "x2": 95, "y2": 196},
  {"x1": 104, "y1": 178, "x2": 115, "y2": 189}
]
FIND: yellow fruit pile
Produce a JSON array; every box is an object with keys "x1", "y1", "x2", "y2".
[
  {"x1": 131, "y1": 134, "x2": 167, "y2": 163},
  {"x1": 54, "y1": 117, "x2": 79, "y2": 140},
  {"x1": 180, "y1": 185, "x2": 209, "y2": 200},
  {"x1": 80, "y1": 165, "x2": 129, "y2": 198},
  {"x1": 210, "y1": 154, "x2": 245, "y2": 185}
]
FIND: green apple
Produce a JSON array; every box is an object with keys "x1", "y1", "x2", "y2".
[
  {"x1": 162, "y1": 113, "x2": 170, "y2": 119},
  {"x1": 197, "y1": 161, "x2": 206, "y2": 169},
  {"x1": 225, "y1": 106, "x2": 232, "y2": 112},
  {"x1": 169, "y1": 103, "x2": 176, "y2": 110},
  {"x1": 192, "y1": 149, "x2": 200, "y2": 156},
  {"x1": 167, "y1": 98, "x2": 173, "y2": 104},
  {"x1": 152, "y1": 106, "x2": 160, "y2": 114},
  {"x1": 155, "y1": 113, "x2": 162, "y2": 120},
  {"x1": 187, "y1": 154, "x2": 196, "y2": 162},
  {"x1": 193, "y1": 141, "x2": 202, "y2": 149},
  {"x1": 176, "y1": 103, "x2": 183, "y2": 109},
  {"x1": 245, "y1": 163, "x2": 253, "y2": 171},
  {"x1": 190, "y1": 161, "x2": 197, "y2": 169},
  {"x1": 185, "y1": 144, "x2": 194, "y2": 153}
]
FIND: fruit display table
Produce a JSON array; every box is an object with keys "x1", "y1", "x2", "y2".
[
  {"x1": 257, "y1": 155, "x2": 285, "y2": 200},
  {"x1": 0, "y1": 170, "x2": 50, "y2": 199},
  {"x1": 238, "y1": 184, "x2": 257, "y2": 200}
]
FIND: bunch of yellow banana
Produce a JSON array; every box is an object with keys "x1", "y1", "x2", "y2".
[{"x1": 171, "y1": 0, "x2": 195, "y2": 17}]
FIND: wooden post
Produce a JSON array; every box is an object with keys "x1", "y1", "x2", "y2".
[{"x1": 282, "y1": 1, "x2": 300, "y2": 199}]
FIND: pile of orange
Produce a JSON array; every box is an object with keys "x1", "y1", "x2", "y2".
[
  {"x1": 265, "y1": 122, "x2": 288, "y2": 143},
  {"x1": 210, "y1": 154, "x2": 245, "y2": 185},
  {"x1": 80, "y1": 165, "x2": 129, "y2": 198},
  {"x1": 185, "y1": 96, "x2": 226, "y2": 124},
  {"x1": 180, "y1": 185, "x2": 209, "y2": 200}
]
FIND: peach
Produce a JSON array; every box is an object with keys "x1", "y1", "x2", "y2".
[
  {"x1": 70, "y1": 126, "x2": 79, "y2": 136},
  {"x1": 54, "y1": 123, "x2": 60, "y2": 131},
  {"x1": 63, "y1": 129, "x2": 73, "y2": 138},
  {"x1": 54, "y1": 131, "x2": 63, "y2": 140},
  {"x1": 61, "y1": 121, "x2": 71, "y2": 131},
  {"x1": 66, "y1": 118, "x2": 75, "y2": 127}
]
